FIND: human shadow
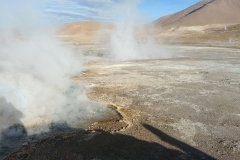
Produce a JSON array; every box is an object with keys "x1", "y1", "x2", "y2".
[
  {"x1": 5, "y1": 130, "x2": 186, "y2": 160},
  {"x1": 71, "y1": 125, "x2": 215, "y2": 160},
  {"x1": 143, "y1": 123, "x2": 216, "y2": 160},
  {"x1": 5, "y1": 125, "x2": 215, "y2": 160},
  {"x1": 0, "y1": 99, "x2": 215, "y2": 160}
]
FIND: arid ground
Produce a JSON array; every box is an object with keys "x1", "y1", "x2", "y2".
[
  {"x1": 4, "y1": 43, "x2": 240, "y2": 160},
  {"x1": 1, "y1": 0, "x2": 240, "y2": 159}
]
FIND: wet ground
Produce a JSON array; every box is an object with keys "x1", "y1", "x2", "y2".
[{"x1": 3, "y1": 45, "x2": 240, "y2": 159}]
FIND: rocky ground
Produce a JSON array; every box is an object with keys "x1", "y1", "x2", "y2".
[{"x1": 3, "y1": 44, "x2": 240, "y2": 160}]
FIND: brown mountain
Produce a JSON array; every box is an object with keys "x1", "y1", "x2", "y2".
[
  {"x1": 58, "y1": 21, "x2": 113, "y2": 42},
  {"x1": 153, "y1": 0, "x2": 240, "y2": 29}
]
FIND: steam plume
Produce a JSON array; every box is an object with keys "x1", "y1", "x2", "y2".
[
  {"x1": 99, "y1": 0, "x2": 172, "y2": 60},
  {"x1": 0, "y1": 0, "x2": 112, "y2": 137}
]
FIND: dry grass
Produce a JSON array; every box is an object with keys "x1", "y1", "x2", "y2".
[
  {"x1": 157, "y1": 24, "x2": 240, "y2": 48},
  {"x1": 57, "y1": 20, "x2": 240, "y2": 49}
]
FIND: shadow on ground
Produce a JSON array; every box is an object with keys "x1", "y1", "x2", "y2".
[
  {"x1": 1, "y1": 97, "x2": 215, "y2": 160},
  {"x1": 3, "y1": 118, "x2": 216, "y2": 160},
  {"x1": 142, "y1": 123, "x2": 215, "y2": 160}
]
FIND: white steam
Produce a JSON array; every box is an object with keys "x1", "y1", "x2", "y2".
[
  {"x1": 0, "y1": 0, "x2": 112, "y2": 138},
  {"x1": 0, "y1": 35, "x2": 84, "y2": 129},
  {"x1": 104, "y1": 0, "x2": 172, "y2": 60},
  {"x1": 0, "y1": 0, "x2": 173, "y2": 140}
]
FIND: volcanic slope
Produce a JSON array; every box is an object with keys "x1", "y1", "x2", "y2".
[
  {"x1": 58, "y1": 21, "x2": 113, "y2": 42},
  {"x1": 153, "y1": 0, "x2": 240, "y2": 29}
]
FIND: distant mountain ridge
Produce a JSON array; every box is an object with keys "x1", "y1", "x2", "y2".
[
  {"x1": 58, "y1": 21, "x2": 114, "y2": 42},
  {"x1": 153, "y1": 0, "x2": 240, "y2": 29}
]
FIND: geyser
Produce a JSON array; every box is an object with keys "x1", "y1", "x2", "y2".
[
  {"x1": 98, "y1": 0, "x2": 172, "y2": 60},
  {"x1": 0, "y1": 0, "x2": 114, "y2": 139}
]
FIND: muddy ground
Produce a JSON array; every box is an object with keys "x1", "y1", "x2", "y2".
[{"x1": 4, "y1": 44, "x2": 240, "y2": 160}]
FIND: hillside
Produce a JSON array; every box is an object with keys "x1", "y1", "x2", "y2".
[
  {"x1": 58, "y1": 21, "x2": 113, "y2": 43},
  {"x1": 153, "y1": 0, "x2": 240, "y2": 29}
]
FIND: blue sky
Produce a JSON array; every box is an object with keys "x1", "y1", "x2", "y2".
[
  {"x1": 0, "y1": 0, "x2": 201, "y2": 28},
  {"x1": 44, "y1": 0, "x2": 201, "y2": 24},
  {"x1": 138, "y1": 0, "x2": 200, "y2": 21}
]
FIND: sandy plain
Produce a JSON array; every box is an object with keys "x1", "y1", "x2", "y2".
[{"x1": 4, "y1": 43, "x2": 240, "y2": 160}]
